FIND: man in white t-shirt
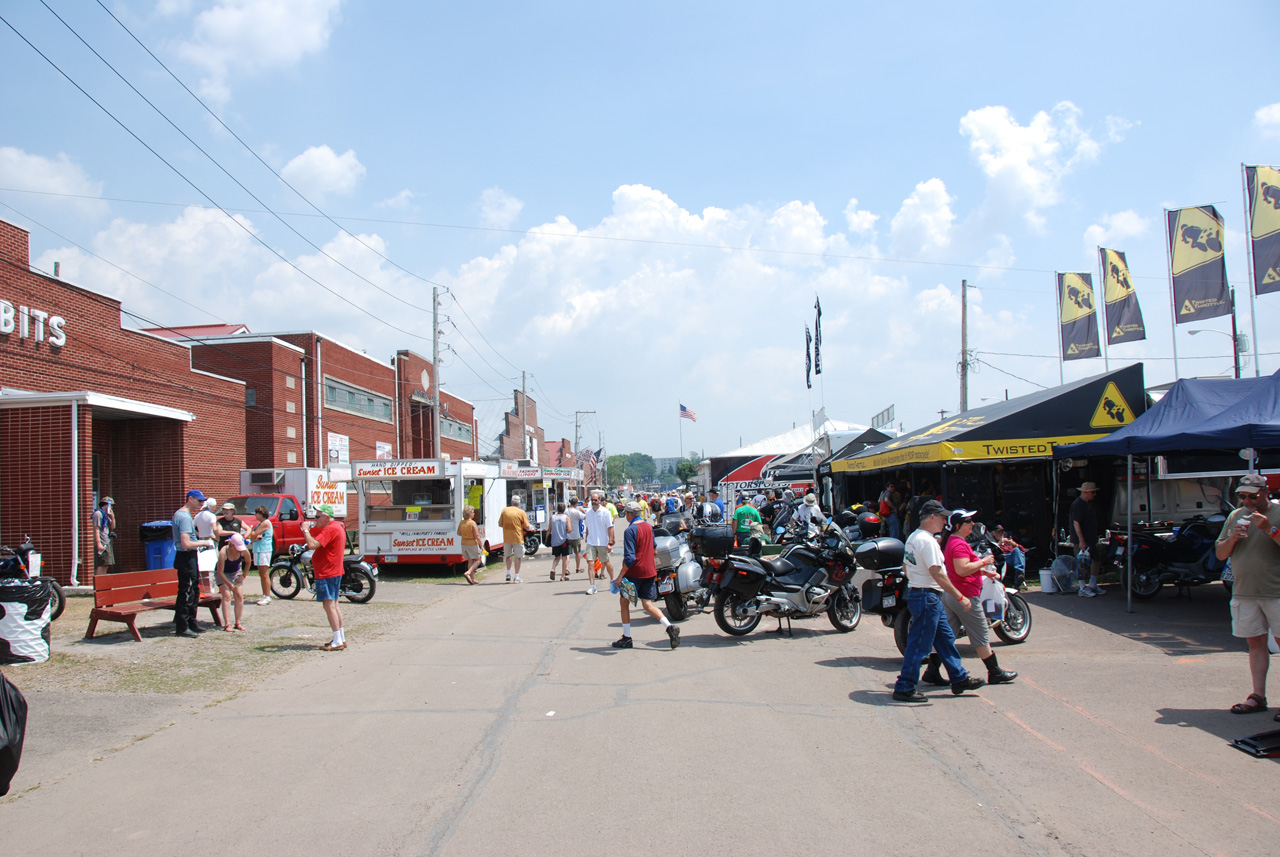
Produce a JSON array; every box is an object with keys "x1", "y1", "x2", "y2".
[
  {"x1": 583, "y1": 491, "x2": 615, "y2": 595},
  {"x1": 892, "y1": 499, "x2": 986, "y2": 703}
]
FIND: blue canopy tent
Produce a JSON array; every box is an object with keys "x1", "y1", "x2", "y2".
[{"x1": 1054, "y1": 370, "x2": 1280, "y2": 610}]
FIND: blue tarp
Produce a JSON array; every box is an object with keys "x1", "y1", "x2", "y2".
[{"x1": 1055, "y1": 371, "x2": 1280, "y2": 458}]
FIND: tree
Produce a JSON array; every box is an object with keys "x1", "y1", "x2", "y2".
[
  {"x1": 605, "y1": 454, "x2": 630, "y2": 488},
  {"x1": 676, "y1": 460, "x2": 698, "y2": 485},
  {"x1": 625, "y1": 452, "x2": 656, "y2": 482}
]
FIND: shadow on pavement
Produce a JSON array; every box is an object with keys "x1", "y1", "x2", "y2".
[
  {"x1": 253, "y1": 642, "x2": 326, "y2": 653},
  {"x1": 1025, "y1": 582, "x2": 1236, "y2": 657},
  {"x1": 817, "y1": 655, "x2": 903, "y2": 674},
  {"x1": 1155, "y1": 706, "x2": 1280, "y2": 764}
]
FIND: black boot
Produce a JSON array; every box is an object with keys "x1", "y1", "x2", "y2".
[
  {"x1": 920, "y1": 653, "x2": 947, "y2": 686},
  {"x1": 983, "y1": 653, "x2": 1017, "y2": 684}
]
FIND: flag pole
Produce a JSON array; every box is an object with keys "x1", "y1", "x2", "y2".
[
  {"x1": 1164, "y1": 209, "x2": 1181, "y2": 380},
  {"x1": 1097, "y1": 249, "x2": 1110, "y2": 371},
  {"x1": 1055, "y1": 273, "x2": 1065, "y2": 385},
  {"x1": 679, "y1": 403, "x2": 684, "y2": 461},
  {"x1": 1242, "y1": 164, "x2": 1262, "y2": 377}
]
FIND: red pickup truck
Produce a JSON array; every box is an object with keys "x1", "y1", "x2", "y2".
[{"x1": 224, "y1": 494, "x2": 305, "y2": 558}]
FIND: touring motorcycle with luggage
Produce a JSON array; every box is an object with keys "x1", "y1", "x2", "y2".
[
  {"x1": 0, "y1": 536, "x2": 63, "y2": 621},
  {"x1": 1102, "y1": 514, "x2": 1225, "y2": 599}
]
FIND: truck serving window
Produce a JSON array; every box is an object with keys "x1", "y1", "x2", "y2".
[{"x1": 363, "y1": 479, "x2": 454, "y2": 521}]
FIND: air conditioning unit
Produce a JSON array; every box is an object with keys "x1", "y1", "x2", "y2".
[{"x1": 249, "y1": 470, "x2": 284, "y2": 486}]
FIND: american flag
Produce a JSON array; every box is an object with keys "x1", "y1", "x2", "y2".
[
  {"x1": 580, "y1": 446, "x2": 603, "y2": 485},
  {"x1": 680, "y1": 404, "x2": 697, "y2": 422}
]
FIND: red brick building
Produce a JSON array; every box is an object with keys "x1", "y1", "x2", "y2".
[
  {"x1": 496, "y1": 391, "x2": 545, "y2": 463},
  {"x1": 0, "y1": 219, "x2": 246, "y2": 585},
  {"x1": 393, "y1": 350, "x2": 477, "y2": 460}
]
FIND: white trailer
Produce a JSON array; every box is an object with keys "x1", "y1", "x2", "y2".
[{"x1": 353, "y1": 459, "x2": 506, "y2": 569}]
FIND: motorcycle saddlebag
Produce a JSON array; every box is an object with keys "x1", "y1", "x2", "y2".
[
  {"x1": 689, "y1": 525, "x2": 735, "y2": 559},
  {"x1": 721, "y1": 558, "x2": 766, "y2": 597},
  {"x1": 676, "y1": 558, "x2": 703, "y2": 594},
  {"x1": 653, "y1": 535, "x2": 682, "y2": 570},
  {"x1": 855, "y1": 537, "x2": 905, "y2": 571},
  {"x1": 860, "y1": 578, "x2": 883, "y2": 612}
]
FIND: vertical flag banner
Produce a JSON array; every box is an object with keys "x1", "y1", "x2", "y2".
[
  {"x1": 1099, "y1": 248, "x2": 1146, "y2": 344},
  {"x1": 813, "y1": 296, "x2": 823, "y2": 375},
  {"x1": 804, "y1": 324, "x2": 812, "y2": 389},
  {"x1": 1246, "y1": 165, "x2": 1280, "y2": 295},
  {"x1": 1168, "y1": 206, "x2": 1230, "y2": 322},
  {"x1": 1057, "y1": 272, "x2": 1100, "y2": 360}
]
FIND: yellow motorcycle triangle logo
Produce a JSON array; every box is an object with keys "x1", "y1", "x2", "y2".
[
  {"x1": 1090, "y1": 382, "x2": 1133, "y2": 429},
  {"x1": 1180, "y1": 299, "x2": 1196, "y2": 315}
]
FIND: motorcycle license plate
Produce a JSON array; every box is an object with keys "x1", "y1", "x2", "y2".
[
  {"x1": 658, "y1": 579, "x2": 674, "y2": 594},
  {"x1": 881, "y1": 594, "x2": 896, "y2": 608},
  {"x1": 1113, "y1": 546, "x2": 1125, "y2": 557}
]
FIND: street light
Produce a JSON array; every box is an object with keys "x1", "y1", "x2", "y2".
[{"x1": 1188, "y1": 328, "x2": 1249, "y2": 379}]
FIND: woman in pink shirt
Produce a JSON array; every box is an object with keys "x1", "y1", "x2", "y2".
[{"x1": 921, "y1": 509, "x2": 1017, "y2": 686}]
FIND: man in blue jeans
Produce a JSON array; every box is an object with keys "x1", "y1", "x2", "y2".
[{"x1": 892, "y1": 499, "x2": 986, "y2": 702}]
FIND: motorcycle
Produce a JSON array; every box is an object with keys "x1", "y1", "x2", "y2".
[
  {"x1": 652, "y1": 513, "x2": 708, "y2": 621},
  {"x1": 692, "y1": 519, "x2": 862, "y2": 637},
  {"x1": 270, "y1": 543, "x2": 378, "y2": 603},
  {"x1": 0, "y1": 536, "x2": 64, "y2": 621},
  {"x1": 1103, "y1": 514, "x2": 1225, "y2": 600}
]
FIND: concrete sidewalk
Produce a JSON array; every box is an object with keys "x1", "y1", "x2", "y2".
[{"x1": 2, "y1": 557, "x2": 1277, "y2": 856}]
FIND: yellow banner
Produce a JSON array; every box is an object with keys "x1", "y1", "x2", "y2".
[
  {"x1": 1250, "y1": 165, "x2": 1280, "y2": 241},
  {"x1": 1058, "y1": 272, "x2": 1097, "y2": 323},
  {"x1": 1101, "y1": 249, "x2": 1134, "y2": 303},
  {"x1": 1170, "y1": 207, "x2": 1225, "y2": 276},
  {"x1": 830, "y1": 433, "x2": 1109, "y2": 473}
]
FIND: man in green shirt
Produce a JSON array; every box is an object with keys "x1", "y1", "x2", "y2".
[
  {"x1": 733, "y1": 499, "x2": 762, "y2": 548},
  {"x1": 1215, "y1": 474, "x2": 1280, "y2": 716}
]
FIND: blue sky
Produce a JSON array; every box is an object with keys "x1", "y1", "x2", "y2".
[{"x1": 1, "y1": 1, "x2": 1277, "y2": 459}]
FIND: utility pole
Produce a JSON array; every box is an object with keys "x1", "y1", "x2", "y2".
[
  {"x1": 959, "y1": 279, "x2": 974, "y2": 413},
  {"x1": 939, "y1": 409, "x2": 948, "y2": 421},
  {"x1": 431, "y1": 286, "x2": 441, "y2": 458},
  {"x1": 520, "y1": 370, "x2": 528, "y2": 461},
  {"x1": 574, "y1": 411, "x2": 595, "y2": 461}
]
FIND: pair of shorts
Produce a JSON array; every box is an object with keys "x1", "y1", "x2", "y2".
[
  {"x1": 217, "y1": 569, "x2": 245, "y2": 588},
  {"x1": 252, "y1": 550, "x2": 271, "y2": 567},
  {"x1": 585, "y1": 544, "x2": 611, "y2": 562},
  {"x1": 314, "y1": 575, "x2": 342, "y2": 601},
  {"x1": 567, "y1": 538, "x2": 583, "y2": 554},
  {"x1": 1230, "y1": 597, "x2": 1280, "y2": 638},
  {"x1": 941, "y1": 590, "x2": 990, "y2": 648},
  {"x1": 461, "y1": 545, "x2": 482, "y2": 560},
  {"x1": 504, "y1": 541, "x2": 525, "y2": 558},
  {"x1": 95, "y1": 543, "x2": 114, "y2": 567},
  {"x1": 626, "y1": 575, "x2": 658, "y2": 602},
  {"x1": 551, "y1": 542, "x2": 570, "y2": 557}
]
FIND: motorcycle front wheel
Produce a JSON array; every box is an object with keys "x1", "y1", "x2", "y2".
[
  {"x1": 342, "y1": 569, "x2": 376, "y2": 604},
  {"x1": 827, "y1": 585, "x2": 862, "y2": 632},
  {"x1": 993, "y1": 593, "x2": 1032, "y2": 644},
  {"x1": 893, "y1": 608, "x2": 911, "y2": 655},
  {"x1": 713, "y1": 590, "x2": 762, "y2": 636},
  {"x1": 270, "y1": 562, "x2": 303, "y2": 599}
]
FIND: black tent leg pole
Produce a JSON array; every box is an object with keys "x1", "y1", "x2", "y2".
[{"x1": 1127, "y1": 453, "x2": 1134, "y2": 614}]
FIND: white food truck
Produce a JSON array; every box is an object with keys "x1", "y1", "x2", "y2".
[{"x1": 353, "y1": 459, "x2": 506, "y2": 569}]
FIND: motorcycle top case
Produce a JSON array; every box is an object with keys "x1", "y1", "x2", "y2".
[
  {"x1": 653, "y1": 535, "x2": 683, "y2": 570},
  {"x1": 855, "y1": 537, "x2": 905, "y2": 571},
  {"x1": 689, "y1": 525, "x2": 735, "y2": 559}
]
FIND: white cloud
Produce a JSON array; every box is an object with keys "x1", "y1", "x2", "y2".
[
  {"x1": 1083, "y1": 210, "x2": 1149, "y2": 255},
  {"x1": 1256, "y1": 103, "x2": 1280, "y2": 139},
  {"x1": 1105, "y1": 115, "x2": 1135, "y2": 143},
  {"x1": 280, "y1": 145, "x2": 365, "y2": 200},
  {"x1": 376, "y1": 189, "x2": 415, "y2": 209},
  {"x1": 890, "y1": 178, "x2": 954, "y2": 255},
  {"x1": 843, "y1": 198, "x2": 879, "y2": 234},
  {"x1": 177, "y1": 0, "x2": 344, "y2": 103},
  {"x1": 0, "y1": 147, "x2": 106, "y2": 217},
  {"x1": 960, "y1": 101, "x2": 1100, "y2": 229},
  {"x1": 478, "y1": 187, "x2": 524, "y2": 229}
]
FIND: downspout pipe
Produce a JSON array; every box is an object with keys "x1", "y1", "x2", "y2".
[{"x1": 70, "y1": 400, "x2": 80, "y2": 586}]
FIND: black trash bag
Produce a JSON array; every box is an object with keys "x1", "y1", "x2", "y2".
[{"x1": 0, "y1": 672, "x2": 28, "y2": 796}]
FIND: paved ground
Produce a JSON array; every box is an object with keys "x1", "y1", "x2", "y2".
[{"x1": 2, "y1": 550, "x2": 1277, "y2": 856}]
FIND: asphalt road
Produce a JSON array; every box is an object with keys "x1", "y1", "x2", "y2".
[{"x1": 3, "y1": 549, "x2": 1277, "y2": 856}]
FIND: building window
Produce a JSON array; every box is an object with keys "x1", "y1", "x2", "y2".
[
  {"x1": 285, "y1": 375, "x2": 296, "y2": 389},
  {"x1": 286, "y1": 400, "x2": 296, "y2": 414},
  {"x1": 324, "y1": 377, "x2": 393, "y2": 423},
  {"x1": 287, "y1": 451, "x2": 297, "y2": 464},
  {"x1": 245, "y1": 387, "x2": 256, "y2": 406},
  {"x1": 287, "y1": 426, "x2": 296, "y2": 438},
  {"x1": 441, "y1": 417, "x2": 473, "y2": 444}
]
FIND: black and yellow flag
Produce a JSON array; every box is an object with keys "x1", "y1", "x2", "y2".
[
  {"x1": 1057, "y1": 272, "x2": 1100, "y2": 361},
  {"x1": 1099, "y1": 248, "x2": 1146, "y2": 344},
  {"x1": 1167, "y1": 206, "x2": 1230, "y2": 323},
  {"x1": 1246, "y1": 165, "x2": 1280, "y2": 296}
]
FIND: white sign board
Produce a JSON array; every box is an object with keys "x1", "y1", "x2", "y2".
[
  {"x1": 354, "y1": 459, "x2": 444, "y2": 479},
  {"x1": 500, "y1": 462, "x2": 542, "y2": 479},
  {"x1": 375, "y1": 441, "x2": 393, "y2": 460},
  {"x1": 327, "y1": 432, "x2": 350, "y2": 467},
  {"x1": 307, "y1": 471, "x2": 348, "y2": 518},
  {"x1": 389, "y1": 531, "x2": 459, "y2": 554}
]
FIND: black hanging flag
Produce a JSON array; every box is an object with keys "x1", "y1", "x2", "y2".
[
  {"x1": 1099, "y1": 248, "x2": 1146, "y2": 344},
  {"x1": 1168, "y1": 206, "x2": 1230, "y2": 323},
  {"x1": 813, "y1": 296, "x2": 823, "y2": 375},
  {"x1": 1246, "y1": 165, "x2": 1280, "y2": 296},
  {"x1": 805, "y1": 324, "x2": 812, "y2": 390},
  {"x1": 1057, "y1": 272, "x2": 1100, "y2": 361}
]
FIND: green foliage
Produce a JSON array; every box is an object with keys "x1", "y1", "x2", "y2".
[
  {"x1": 676, "y1": 460, "x2": 698, "y2": 485},
  {"x1": 604, "y1": 452, "x2": 659, "y2": 487}
]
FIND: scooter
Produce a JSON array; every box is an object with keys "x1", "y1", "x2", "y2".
[
  {"x1": 270, "y1": 542, "x2": 378, "y2": 604},
  {"x1": 1103, "y1": 514, "x2": 1225, "y2": 600},
  {"x1": 0, "y1": 536, "x2": 64, "y2": 621}
]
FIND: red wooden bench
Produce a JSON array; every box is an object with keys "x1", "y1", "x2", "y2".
[{"x1": 85, "y1": 569, "x2": 223, "y2": 642}]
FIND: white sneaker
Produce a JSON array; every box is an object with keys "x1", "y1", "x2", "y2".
[
  {"x1": 256, "y1": 596, "x2": 271, "y2": 605},
  {"x1": 1077, "y1": 586, "x2": 1095, "y2": 598},
  {"x1": 514, "y1": 575, "x2": 522, "y2": 583},
  {"x1": 1090, "y1": 585, "x2": 1107, "y2": 596},
  {"x1": 587, "y1": 585, "x2": 597, "y2": 595}
]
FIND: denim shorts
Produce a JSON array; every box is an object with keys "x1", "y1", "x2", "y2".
[{"x1": 314, "y1": 575, "x2": 342, "y2": 601}]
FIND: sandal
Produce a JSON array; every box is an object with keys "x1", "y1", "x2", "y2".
[
  {"x1": 1230, "y1": 693, "x2": 1268, "y2": 714},
  {"x1": 223, "y1": 625, "x2": 234, "y2": 632},
  {"x1": 234, "y1": 623, "x2": 245, "y2": 632}
]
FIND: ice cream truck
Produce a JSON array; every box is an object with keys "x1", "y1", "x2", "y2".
[{"x1": 353, "y1": 459, "x2": 506, "y2": 570}]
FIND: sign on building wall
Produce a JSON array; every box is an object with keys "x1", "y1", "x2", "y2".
[
  {"x1": 500, "y1": 462, "x2": 542, "y2": 479},
  {"x1": 354, "y1": 460, "x2": 443, "y2": 479},
  {"x1": 375, "y1": 441, "x2": 393, "y2": 460},
  {"x1": 0, "y1": 300, "x2": 67, "y2": 346},
  {"x1": 327, "y1": 432, "x2": 350, "y2": 466}
]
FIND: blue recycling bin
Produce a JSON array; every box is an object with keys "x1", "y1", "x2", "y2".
[{"x1": 139, "y1": 521, "x2": 176, "y2": 570}]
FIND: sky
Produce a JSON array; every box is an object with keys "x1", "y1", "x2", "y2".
[{"x1": 1, "y1": 1, "x2": 1278, "y2": 460}]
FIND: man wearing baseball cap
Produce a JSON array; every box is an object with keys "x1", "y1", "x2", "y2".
[
  {"x1": 1216, "y1": 473, "x2": 1280, "y2": 716},
  {"x1": 892, "y1": 499, "x2": 985, "y2": 702},
  {"x1": 171, "y1": 489, "x2": 216, "y2": 637},
  {"x1": 610, "y1": 501, "x2": 680, "y2": 650},
  {"x1": 301, "y1": 504, "x2": 347, "y2": 651},
  {"x1": 1070, "y1": 481, "x2": 1106, "y2": 597}
]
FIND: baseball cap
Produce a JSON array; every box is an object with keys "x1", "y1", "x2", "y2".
[
  {"x1": 315, "y1": 503, "x2": 336, "y2": 517},
  {"x1": 1237, "y1": 473, "x2": 1267, "y2": 495},
  {"x1": 221, "y1": 502, "x2": 236, "y2": 511},
  {"x1": 102, "y1": 496, "x2": 114, "y2": 505},
  {"x1": 918, "y1": 499, "x2": 948, "y2": 520},
  {"x1": 186, "y1": 489, "x2": 207, "y2": 501},
  {"x1": 228, "y1": 533, "x2": 247, "y2": 552},
  {"x1": 624, "y1": 501, "x2": 642, "y2": 514},
  {"x1": 947, "y1": 508, "x2": 977, "y2": 529}
]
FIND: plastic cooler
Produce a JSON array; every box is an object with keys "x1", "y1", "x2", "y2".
[{"x1": 139, "y1": 521, "x2": 176, "y2": 570}]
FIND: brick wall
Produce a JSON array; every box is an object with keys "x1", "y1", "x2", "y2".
[
  {"x1": 191, "y1": 339, "x2": 306, "y2": 468},
  {"x1": 0, "y1": 407, "x2": 73, "y2": 582},
  {"x1": 496, "y1": 391, "x2": 546, "y2": 464},
  {"x1": 394, "y1": 350, "x2": 477, "y2": 460}
]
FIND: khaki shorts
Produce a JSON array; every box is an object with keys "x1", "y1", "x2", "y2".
[
  {"x1": 567, "y1": 538, "x2": 584, "y2": 554},
  {"x1": 461, "y1": 545, "x2": 482, "y2": 560},
  {"x1": 504, "y1": 542, "x2": 525, "y2": 558},
  {"x1": 585, "y1": 544, "x2": 611, "y2": 562},
  {"x1": 941, "y1": 590, "x2": 990, "y2": 649},
  {"x1": 1230, "y1": 597, "x2": 1280, "y2": 638}
]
